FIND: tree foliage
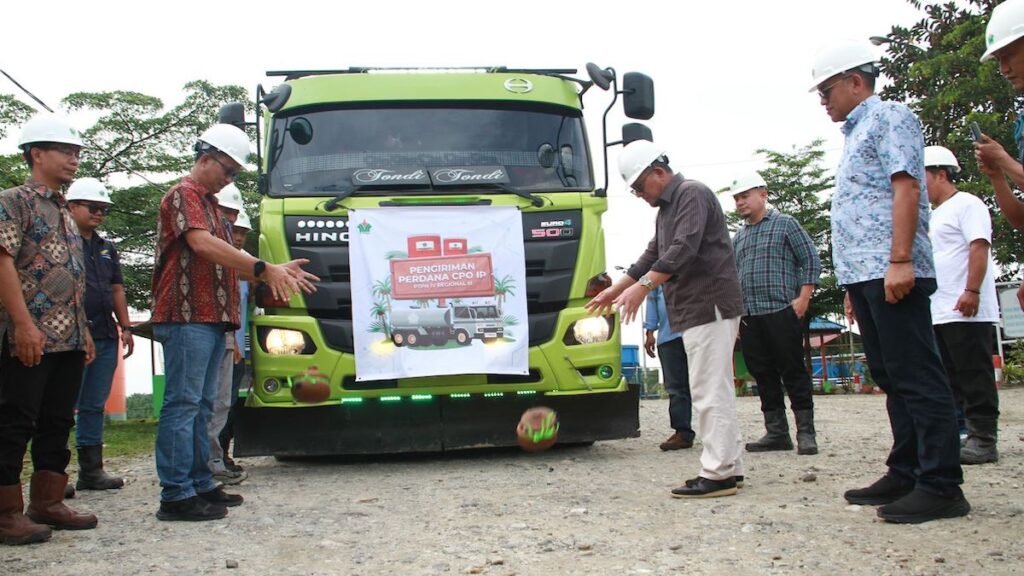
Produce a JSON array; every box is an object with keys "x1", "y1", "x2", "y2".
[
  {"x1": 0, "y1": 93, "x2": 34, "y2": 189},
  {"x1": 880, "y1": 0, "x2": 1022, "y2": 278}
]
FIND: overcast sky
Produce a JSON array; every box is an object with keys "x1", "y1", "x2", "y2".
[{"x1": 4, "y1": 0, "x2": 933, "y2": 391}]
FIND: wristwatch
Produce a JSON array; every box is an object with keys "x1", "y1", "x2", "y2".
[
  {"x1": 254, "y1": 260, "x2": 267, "y2": 278},
  {"x1": 638, "y1": 274, "x2": 655, "y2": 290}
]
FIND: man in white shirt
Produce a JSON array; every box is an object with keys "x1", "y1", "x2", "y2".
[{"x1": 925, "y1": 146, "x2": 999, "y2": 465}]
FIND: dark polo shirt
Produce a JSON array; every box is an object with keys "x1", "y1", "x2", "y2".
[
  {"x1": 82, "y1": 233, "x2": 123, "y2": 340},
  {"x1": 627, "y1": 173, "x2": 743, "y2": 333}
]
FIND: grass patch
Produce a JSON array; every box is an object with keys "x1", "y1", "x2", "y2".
[{"x1": 20, "y1": 419, "x2": 157, "y2": 485}]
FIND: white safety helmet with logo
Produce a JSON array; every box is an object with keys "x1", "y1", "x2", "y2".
[
  {"x1": 66, "y1": 177, "x2": 113, "y2": 204},
  {"x1": 234, "y1": 208, "x2": 252, "y2": 231},
  {"x1": 618, "y1": 140, "x2": 667, "y2": 187},
  {"x1": 729, "y1": 171, "x2": 768, "y2": 196},
  {"x1": 197, "y1": 124, "x2": 250, "y2": 166},
  {"x1": 923, "y1": 145, "x2": 961, "y2": 173},
  {"x1": 982, "y1": 0, "x2": 1024, "y2": 62},
  {"x1": 17, "y1": 114, "x2": 85, "y2": 150},
  {"x1": 215, "y1": 183, "x2": 244, "y2": 211},
  {"x1": 809, "y1": 39, "x2": 880, "y2": 92}
]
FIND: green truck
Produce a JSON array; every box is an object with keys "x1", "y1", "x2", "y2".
[{"x1": 221, "y1": 65, "x2": 656, "y2": 456}]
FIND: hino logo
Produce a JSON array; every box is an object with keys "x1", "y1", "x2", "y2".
[
  {"x1": 503, "y1": 78, "x2": 533, "y2": 94},
  {"x1": 353, "y1": 168, "x2": 429, "y2": 184},
  {"x1": 290, "y1": 217, "x2": 349, "y2": 245}
]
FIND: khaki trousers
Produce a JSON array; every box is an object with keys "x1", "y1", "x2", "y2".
[{"x1": 681, "y1": 307, "x2": 743, "y2": 480}]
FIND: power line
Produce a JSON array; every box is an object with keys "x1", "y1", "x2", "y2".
[{"x1": 0, "y1": 68, "x2": 54, "y2": 113}]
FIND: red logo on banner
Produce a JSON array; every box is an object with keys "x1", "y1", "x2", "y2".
[{"x1": 391, "y1": 253, "x2": 495, "y2": 300}]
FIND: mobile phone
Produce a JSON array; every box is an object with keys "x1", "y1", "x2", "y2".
[{"x1": 970, "y1": 121, "x2": 983, "y2": 143}]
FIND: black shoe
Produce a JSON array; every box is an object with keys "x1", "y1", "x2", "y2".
[
  {"x1": 876, "y1": 487, "x2": 971, "y2": 524},
  {"x1": 685, "y1": 475, "x2": 744, "y2": 488},
  {"x1": 198, "y1": 486, "x2": 244, "y2": 508},
  {"x1": 844, "y1": 474, "x2": 914, "y2": 505},
  {"x1": 156, "y1": 496, "x2": 227, "y2": 521},
  {"x1": 671, "y1": 477, "x2": 738, "y2": 499},
  {"x1": 223, "y1": 456, "x2": 244, "y2": 474}
]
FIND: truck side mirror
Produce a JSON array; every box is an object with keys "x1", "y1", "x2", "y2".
[
  {"x1": 585, "y1": 62, "x2": 614, "y2": 91},
  {"x1": 261, "y1": 84, "x2": 292, "y2": 113},
  {"x1": 622, "y1": 72, "x2": 655, "y2": 120},
  {"x1": 218, "y1": 103, "x2": 247, "y2": 130},
  {"x1": 622, "y1": 123, "x2": 653, "y2": 145}
]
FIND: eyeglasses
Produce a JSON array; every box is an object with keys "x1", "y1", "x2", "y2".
[
  {"x1": 631, "y1": 167, "x2": 653, "y2": 196},
  {"x1": 816, "y1": 74, "x2": 851, "y2": 99},
  {"x1": 42, "y1": 144, "x2": 82, "y2": 159},
  {"x1": 207, "y1": 153, "x2": 240, "y2": 181},
  {"x1": 73, "y1": 202, "x2": 110, "y2": 216}
]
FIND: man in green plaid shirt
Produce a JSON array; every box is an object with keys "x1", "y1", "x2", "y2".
[{"x1": 730, "y1": 172, "x2": 821, "y2": 456}]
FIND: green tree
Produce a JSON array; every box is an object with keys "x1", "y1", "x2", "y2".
[
  {"x1": 0, "y1": 93, "x2": 35, "y2": 189},
  {"x1": 59, "y1": 81, "x2": 254, "y2": 309},
  {"x1": 493, "y1": 274, "x2": 517, "y2": 314},
  {"x1": 879, "y1": 0, "x2": 1020, "y2": 277}
]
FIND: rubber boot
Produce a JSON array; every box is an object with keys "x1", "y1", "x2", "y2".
[
  {"x1": 794, "y1": 408, "x2": 819, "y2": 455},
  {"x1": 76, "y1": 445, "x2": 124, "y2": 490},
  {"x1": 26, "y1": 471, "x2": 98, "y2": 530},
  {"x1": 0, "y1": 484, "x2": 50, "y2": 545},
  {"x1": 960, "y1": 419, "x2": 998, "y2": 465},
  {"x1": 745, "y1": 409, "x2": 794, "y2": 452}
]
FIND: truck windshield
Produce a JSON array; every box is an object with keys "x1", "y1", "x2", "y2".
[{"x1": 267, "y1": 103, "x2": 592, "y2": 196}]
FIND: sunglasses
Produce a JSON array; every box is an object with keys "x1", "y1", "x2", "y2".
[
  {"x1": 816, "y1": 74, "x2": 851, "y2": 100},
  {"x1": 73, "y1": 202, "x2": 110, "y2": 216},
  {"x1": 631, "y1": 167, "x2": 653, "y2": 195},
  {"x1": 207, "y1": 153, "x2": 240, "y2": 180}
]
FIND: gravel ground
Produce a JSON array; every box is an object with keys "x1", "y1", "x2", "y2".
[{"x1": 3, "y1": 389, "x2": 1023, "y2": 576}]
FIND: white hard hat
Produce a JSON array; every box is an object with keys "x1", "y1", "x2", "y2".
[
  {"x1": 234, "y1": 208, "x2": 252, "y2": 230},
  {"x1": 618, "y1": 140, "x2": 667, "y2": 186},
  {"x1": 215, "y1": 183, "x2": 244, "y2": 211},
  {"x1": 809, "y1": 39, "x2": 880, "y2": 92},
  {"x1": 17, "y1": 114, "x2": 85, "y2": 150},
  {"x1": 66, "y1": 177, "x2": 113, "y2": 204},
  {"x1": 197, "y1": 124, "x2": 250, "y2": 166},
  {"x1": 729, "y1": 171, "x2": 768, "y2": 196},
  {"x1": 982, "y1": 0, "x2": 1024, "y2": 61},
  {"x1": 923, "y1": 145, "x2": 961, "y2": 173}
]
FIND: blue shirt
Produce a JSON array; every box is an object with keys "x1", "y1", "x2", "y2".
[
  {"x1": 642, "y1": 286, "x2": 681, "y2": 345},
  {"x1": 832, "y1": 95, "x2": 934, "y2": 285},
  {"x1": 235, "y1": 280, "x2": 249, "y2": 358}
]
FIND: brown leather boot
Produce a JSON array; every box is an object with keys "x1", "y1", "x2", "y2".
[
  {"x1": 0, "y1": 484, "x2": 51, "y2": 545},
  {"x1": 26, "y1": 471, "x2": 97, "y2": 530}
]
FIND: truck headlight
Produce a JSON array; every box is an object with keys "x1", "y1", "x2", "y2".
[
  {"x1": 262, "y1": 328, "x2": 313, "y2": 355},
  {"x1": 566, "y1": 316, "x2": 614, "y2": 345}
]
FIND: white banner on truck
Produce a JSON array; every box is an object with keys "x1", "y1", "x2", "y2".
[{"x1": 349, "y1": 206, "x2": 529, "y2": 380}]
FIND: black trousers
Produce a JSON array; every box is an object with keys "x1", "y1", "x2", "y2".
[
  {"x1": 0, "y1": 340, "x2": 85, "y2": 485},
  {"x1": 657, "y1": 337, "x2": 694, "y2": 441},
  {"x1": 739, "y1": 306, "x2": 814, "y2": 412},
  {"x1": 848, "y1": 278, "x2": 962, "y2": 496},
  {"x1": 934, "y1": 322, "x2": 998, "y2": 425}
]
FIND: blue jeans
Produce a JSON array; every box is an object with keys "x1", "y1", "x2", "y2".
[
  {"x1": 75, "y1": 338, "x2": 119, "y2": 447},
  {"x1": 847, "y1": 278, "x2": 963, "y2": 497},
  {"x1": 153, "y1": 323, "x2": 226, "y2": 502},
  {"x1": 657, "y1": 338, "x2": 694, "y2": 441}
]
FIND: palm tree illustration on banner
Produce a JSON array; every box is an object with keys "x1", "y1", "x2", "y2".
[
  {"x1": 372, "y1": 276, "x2": 393, "y2": 334},
  {"x1": 370, "y1": 300, "x2": 391, "y2": 338},
  {"x1": 494, "y1": 274, "x2": 516, "y2": 314}
]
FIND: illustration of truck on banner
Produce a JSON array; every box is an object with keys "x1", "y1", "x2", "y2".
[
  {"x1": 389, "y1": 303, "x2": 503, "y2": 347},
  {"x1": 218, "y1": 63, "x2": 657, "y2": 456}
]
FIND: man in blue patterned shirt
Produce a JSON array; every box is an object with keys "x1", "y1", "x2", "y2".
[
  {"x1": 730, "y1": 172, "x2": 821, "y2": 456},
  {"x1": 642, "y1": 286, "x2": 693, "y2": 451},
  {"x1": 811, "y1": 40, "x2": 968, "y2": 524}
]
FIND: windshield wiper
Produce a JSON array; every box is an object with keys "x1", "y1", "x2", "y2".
[
  {"x1": 319, "y1": 184, "x2": 364, "y2": 211},
  {"x1": 436, "y1": 183, "x2": 544, "y2": 207}
]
